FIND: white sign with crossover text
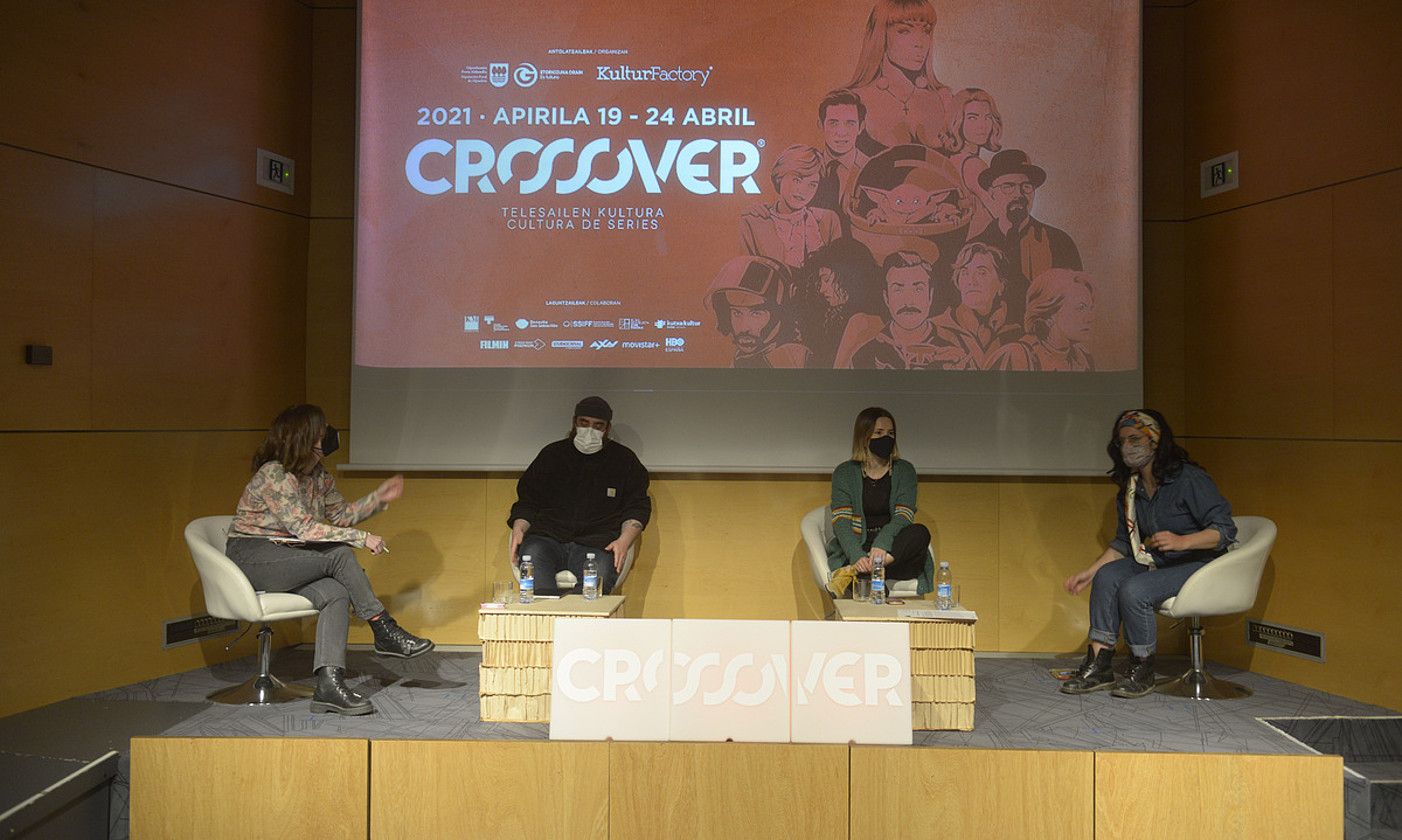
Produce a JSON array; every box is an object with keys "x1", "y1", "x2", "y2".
[
  {"x1": 549, "y1": 618, "x2": 671, "y2": 741},
  {"x1": 548, "y1": 618, "x2": 911, "y2": 744},
  {"x1": 789, "y1": 620, "x2": 911, "y2": 744}
]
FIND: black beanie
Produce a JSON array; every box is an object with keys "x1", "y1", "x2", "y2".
[{"x1": 574, "y1": 396, "x2": 613, "y2": 422}]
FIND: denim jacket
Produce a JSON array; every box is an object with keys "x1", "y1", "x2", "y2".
[{"x1": 1109, "y1": 462, "x2": 1236, "y2": 567}]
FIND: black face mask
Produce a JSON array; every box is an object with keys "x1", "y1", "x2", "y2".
[
  {"x1": 868, "y1": 435, "x2": 896, "y2": 460},
  {"x1": 320, "y1": 425, "x2": 340, "y2": 457}
]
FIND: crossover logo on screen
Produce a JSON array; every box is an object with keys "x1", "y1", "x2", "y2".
[{"x1": 405, "y1": 138, "x2": 762, "y2": 195}]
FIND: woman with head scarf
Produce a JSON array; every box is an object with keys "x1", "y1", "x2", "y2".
[{"x1": 1060, "y1": 410, "x2": 1237, "y2": 698}]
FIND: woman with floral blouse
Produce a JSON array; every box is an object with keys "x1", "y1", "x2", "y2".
[{"x1": 227, "y1": 404, "x2": 434, "y2": 715}]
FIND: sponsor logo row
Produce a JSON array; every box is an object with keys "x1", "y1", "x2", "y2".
[
  {"x1": 480, "y1": 337, "x2": 685, "y2": 352},
  {"x1": 462, "y1": 62, "x2": 714, "y2": 90},
  {"x1": 466, "y1": 316, "x2": 701, "y2": 332}
]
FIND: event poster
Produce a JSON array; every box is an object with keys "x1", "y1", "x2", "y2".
[{"x1": 356, "y1": 0, "x2": 1139, "y2": 371}]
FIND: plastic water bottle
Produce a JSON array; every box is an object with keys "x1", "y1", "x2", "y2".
[
  {"x1": 871, "y1": 554, "x2": 886, "y2": 605},
  {"x1": 519, "y1": 555, "x2": 535, "y2": 604},
  {"x1": 583, "y1": 553, "x2": 599, "y2": 600},
  {"x1": 936, "y1": 561, "x2": 953, "y2": 610}
]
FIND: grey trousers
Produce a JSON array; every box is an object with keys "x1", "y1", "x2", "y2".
[{"x1": 226, "y1": 538, "x2": 385, "y2": 671}]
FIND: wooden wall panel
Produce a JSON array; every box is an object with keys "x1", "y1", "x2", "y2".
[
  {"x1": 0, "y1": 146, "x2": 95, "y2": 430},
  {"x1": 1184, "y1": 190, "x2": 1333, "y2": 439},
  {"x1": 338, "y1": 460, "x2": 493, "y2": 646},
  {"x1": 633, "y1": 476, "x2": 834, "y2": 623},
  {"x1": 922, "y1": 479, "x2": 1000, "y2": 649},
  {"x1": 1185, "y1": 438, "x2": 1402, "y2": 711},
  {"x1": 852, "y1": 747, "x2": 1093, "y2": 840},
  {"x1": 307, "y1": 219, "x2": 353, "y2": 422},
  {"x1": 0, "y1": 0, "x2": 312, "y2": 215},
  {"x1": 1142, "y1": 222, "x2": 1185, "y2": 421},
  {"x1": 331, "y1": 472, "x2": 1129, "y2": 652},
  {"x1": 995, "y1": 478, "x2": 1122, "y2": 654},
  {"x1": 1331, "y1": 169, "x2": 1402, "y2": 440},
  {"x1": 1142, "y1": 7, "x2": 1184, "y2": 221},
  {"x1": 310, "y1": 8, "x2": 357, "y2": 219},
  {"x1": 1095, "y1": 752, "x2": 1342, "y2": 840},
  {"x1": 0, "y1": 431, "x2": 306, "y2": 718},
  {"x1": 1183, "y1": 1, "x2": 1402, "y2": 218},
  {"x1": 90, "y1": 171, "x2": 308, "y2": 429},
  {"x1": 370, "y1": 740, "x2": 608, "y2": 840},
  {"x1": 610, "y1": 742, "x2": 846, "y2": 840},
  {"x1": 130, "y1": 737, "x2": 367, "y2": 840}
]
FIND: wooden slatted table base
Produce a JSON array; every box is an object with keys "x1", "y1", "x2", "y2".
[
  {"x1": 478, "y1": 595, "x2": 626, "y2": 723},
  {"x1": 832, "y1": 600, "x2": 978, "y2": 731}
]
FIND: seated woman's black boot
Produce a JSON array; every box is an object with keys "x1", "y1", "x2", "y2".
[
  {"x1": 1111, "y1": 654, "x2": 1158, "y2": 698},
  {"x1": 370, "y1": 614, "x2": 435, "y2": 659},
  {"x1": 310, "y1": 666, "x2": 375, "y2": 715},
  {"x1": 1060, "y1": 645, "x2": 1116, "y2": 694}
]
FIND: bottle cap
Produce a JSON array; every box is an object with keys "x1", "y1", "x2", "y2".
[{"x1": 939, "y1": 561, "x2": 949, "y2": 568}]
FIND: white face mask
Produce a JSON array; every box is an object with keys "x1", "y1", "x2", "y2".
[
  {"x1": 1121, "y1": 441, "x2": 1155, "y2": 469},
  {"x1": 573, "y1": 426, "x2": 604, "y2": 455}
]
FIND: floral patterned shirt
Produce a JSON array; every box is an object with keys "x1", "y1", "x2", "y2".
[{"x1": 228, "y1": 461, "x2": 382, "y2": 547}]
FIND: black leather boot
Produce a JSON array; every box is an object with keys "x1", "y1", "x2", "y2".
[
  {"x1": 370, "y1": 614, "x2": 435, "y2": 659},
  {"x1": 310, "y1": 666, "x2": 375, "y2": 715},
  {"x1": 1111, "y1": 654, "x2": 1158, "y2": 698},
  {"x1": 1060, "y1": 645, "x2": 1117, "y2": 694}
]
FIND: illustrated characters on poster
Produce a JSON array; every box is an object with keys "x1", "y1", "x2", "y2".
[
  {"x1": 706, "y1": 0, "x2": 1091, "y2": 371},
  {"x1": 740, "y1": 145, "x2": 842, "y2": 270},
  {"x1": 705, "y1": 255, "x2": 812, "y2": 369}
]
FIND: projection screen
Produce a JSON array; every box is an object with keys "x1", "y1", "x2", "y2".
[{"x1": 350, "y1": 0, "x2": 1141, "y2": 473}]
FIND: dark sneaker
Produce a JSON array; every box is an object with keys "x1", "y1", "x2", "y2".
[
  {"x1": 310, "y1": 666, "x2": 375, "y2": 716},
  {"x1": 1111, "y1": 654, "x2": 1158, "y2": 698},
  {"x1": 1060, "y1": 645, "x2": 1117, "y2": 694},
  {"x1": 371, "y1": 614, "x2": 435, "y2": 659}
]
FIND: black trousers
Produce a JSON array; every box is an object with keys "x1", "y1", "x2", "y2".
[{"x1": 861, "y1": 523, "x2": 931, "y2": 580}]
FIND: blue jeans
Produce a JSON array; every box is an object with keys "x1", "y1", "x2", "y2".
[
  {"x1": 1087, "y1": 557, "x2": 1206, "y2": 657},
  {"x1": 519, "y1": 535, "x2": 619, "y2": 596}
]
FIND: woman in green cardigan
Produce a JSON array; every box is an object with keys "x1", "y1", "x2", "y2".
[{"x1": 826, "y1": 406, "x2": 935, "y2": 594}]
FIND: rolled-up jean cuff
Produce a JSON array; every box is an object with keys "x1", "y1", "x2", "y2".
[
  {"x1": 1088, "y1": 628, "x2": 1118, "y2": 646},
  {"x1": 1129, "y1": 643, "x2": 1155, "y2": 657}
]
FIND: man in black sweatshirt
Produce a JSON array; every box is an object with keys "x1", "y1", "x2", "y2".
[{"x1": 507, "y1": 396, "x2": 651, "y2": 595}]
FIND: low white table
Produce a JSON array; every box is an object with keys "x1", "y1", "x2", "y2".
[{"x1": 833, "y1": 600, "x2": 978, "y2": 731}]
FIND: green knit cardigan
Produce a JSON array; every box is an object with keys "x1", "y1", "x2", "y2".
[{"x1": 824, "y1": 458, "x2": 934, "y2": 594}]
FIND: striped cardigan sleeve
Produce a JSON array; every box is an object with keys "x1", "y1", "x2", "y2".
[{"x1": 829, "y1": 462, "x2": 866, "y2": 564}]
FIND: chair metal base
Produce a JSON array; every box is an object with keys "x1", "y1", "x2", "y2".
[
  {"x1": 206, "y1": 624, "x2": 313, "y2": 705},
  {"x1": 1156, "y1": 667, "x2": 1253, "y2": 700},
  {"x1": 1155, "y1": 615, "x2": 1253, "y2": 700},
  {"x1": 207, "y1": 674, "x2": 314, "y2": 705}
]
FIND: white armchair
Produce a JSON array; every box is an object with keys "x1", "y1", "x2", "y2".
[
  {"x1": 801, "y1": 506, "x2": 924, "y2": 599},
  {"x1": 184, "y1": 516, "x2": 319, "y2": 705},
  {"x1": 1156, "y1": 515, "x2": 1277, "y2": 699}
]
